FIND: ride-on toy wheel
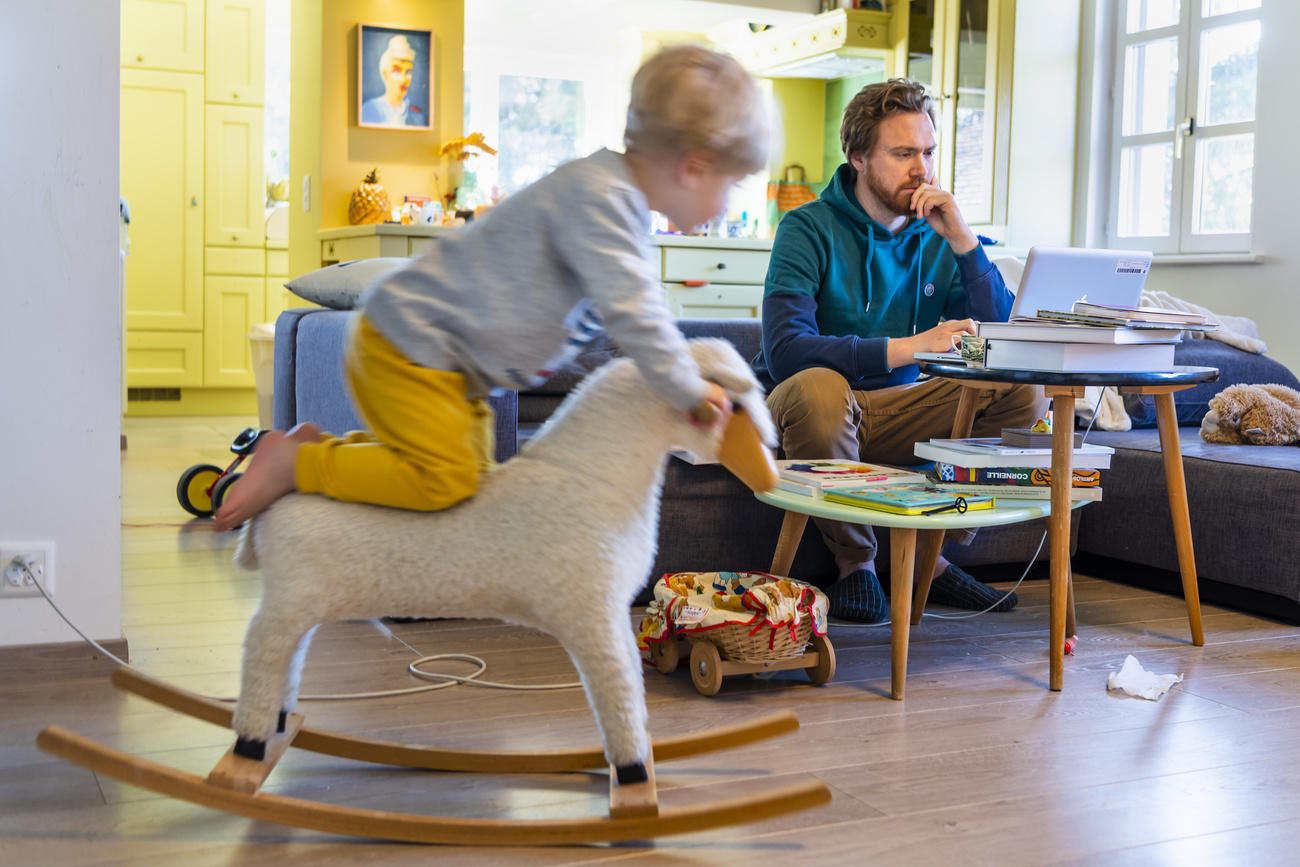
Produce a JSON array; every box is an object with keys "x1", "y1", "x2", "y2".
[
  {"x1": 650, "y1": 633, "x2": 680, "y2": 674},
  {"x1": 210, "y1": 473, "x2": 242, "y2": 516},
  {"x1": 177, "y1": 464, "x2": 224, "y2": 518},
  {"x1": 807, "y1": 633, "x2": 836, "y2": 685},
  {"x1": 689, "y1": 641, "x2": 723, "y2": 696}
]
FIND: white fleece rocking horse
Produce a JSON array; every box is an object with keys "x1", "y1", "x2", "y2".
[{"x1": 37, "y1": 338, "x2": 830, "y2": 845}]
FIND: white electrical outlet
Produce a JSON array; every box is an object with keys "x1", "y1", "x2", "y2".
[{"x1": 1, "y1": 542, "x2": 54, "y2": 599}]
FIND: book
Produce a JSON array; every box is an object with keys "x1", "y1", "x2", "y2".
[
  {"x1": 1000, "y1": 427, "x2": 1083, "y2": 448},
  {"x1": 934, "y1": 462, "x2": 1102, "y2": 487},
  {"x1": 915, "y1": 441, "x2": 1113, "y2": 469},
  {"x1": 981, "y1": 338, "x2": 1175, "y2": 373},
  {"x1": 925, "y1": 436, "x2": 1113, "y2": 458},
  {"x1": 977, "y1": 318, "x2": 1183, "y2": 344},
  {"x1": 927, "y1": 479, "x2": 1103, "y2": 502},
  {"x1": 1071, "y1": 301, "x2": 1211, "y2": 326},
  {"x1": 823, "y1": 484, "x2": 996, "y2": 515},
  {"x1": 776, "y1": 459, "x2": 927, "y2": 494}
]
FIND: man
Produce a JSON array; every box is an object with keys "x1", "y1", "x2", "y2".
[
  {"x1": 361, "y1": 34, "x2": 425, "y2": 127},
  {"x1": 754, "y1": 78, "x2": 1047, "y2": 623}
]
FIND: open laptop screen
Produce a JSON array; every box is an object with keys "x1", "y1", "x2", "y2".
[{"x1": 1007, "y1": 247, "x2": 1153, "y2": 321}]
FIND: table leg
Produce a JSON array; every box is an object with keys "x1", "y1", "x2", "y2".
[
  {"x1": 889, "y1": 527, "x2": 917, "y2": 700},
  {"x1": 951, "y1": 387, "x2": 978, "y2": 439},
  {"x1": 1153, "y1": 392, "x2": 1206, "y2": 646},
  {"x1": 1048, "y1": 390, "x2": 1077, "y2": 691},
  {"x1": 910, "y1": 529, "x2": 945, "y2": 626},
  {"x1": 769, "y1": 510, "x2": 809, "y2": 577}
]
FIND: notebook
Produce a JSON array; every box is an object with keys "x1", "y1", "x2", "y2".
[{"x1": 915, "y1": 246, "x2": 1155, "y2": 365}]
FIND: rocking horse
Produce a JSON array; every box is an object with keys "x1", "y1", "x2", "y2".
[{"x1": 38, "y1": 339, "x2": 831, "y2": 844}]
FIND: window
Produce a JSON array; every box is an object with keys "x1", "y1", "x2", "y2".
[{"x1": 1108, "y1": 0, "x2": 1261, "y2": 253}]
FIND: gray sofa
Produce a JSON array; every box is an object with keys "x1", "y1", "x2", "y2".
[{"x1": 272, "y1": 307, "x2": 1300, "y2": 620}]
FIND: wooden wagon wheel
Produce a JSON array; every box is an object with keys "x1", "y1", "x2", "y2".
[{"x1": 689, "y1": 640, "x2": 724, "y2": 696}]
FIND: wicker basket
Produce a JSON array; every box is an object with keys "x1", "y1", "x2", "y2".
[{"x1": 700, "y1": 617, "x2": 814, "y2": 663}]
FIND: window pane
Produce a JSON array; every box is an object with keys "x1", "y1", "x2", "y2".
[
  {"x1": 1123, "y1": 37, "x2": 1179, "y2": 135},
  {"x1": 953, "y1": 0, "x2": 989, "y2": 220},
  {"x1": 1203, "y1": 0, "x2": 1260, "y2": 16},
  {"x1": 496, "y1": 76, "x2": 583, "y2": 196},
  {"x1": 1118, "y1": 142, "x2": 1173, "y2": 237},
  {"x1": 1192, "y1": 133, "x2": 1253, "y2": 234},
  {"x1": 1199, "y1": 20, "x2": 1259, "y2": 125},
  {"x1": 1127, "y1": 0, "x2": 1180, "y2": 33}
]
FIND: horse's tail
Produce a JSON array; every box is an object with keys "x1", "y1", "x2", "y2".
[{"x1": 233, "y1": 519, "x2": 259, "y2": 571}]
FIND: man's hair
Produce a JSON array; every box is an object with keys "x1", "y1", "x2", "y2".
[
  {"x1": 624, "y1": 45, "x2": 770, "y2": 175},
  {"x1": 840, "y1": 78, "x2": 937, "y2": 160}
]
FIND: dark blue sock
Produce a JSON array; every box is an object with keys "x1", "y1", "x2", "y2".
[
  {"x1": 826, "y1": 569, "x2": 888, "y2": 623},
  {"x1": 927, "y1": 564, "x2": 1017, "y2": 612}
]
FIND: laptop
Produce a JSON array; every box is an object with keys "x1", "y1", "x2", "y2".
[{"x1": 915, "y1": 246, "x2": 1154, "y2": 365}]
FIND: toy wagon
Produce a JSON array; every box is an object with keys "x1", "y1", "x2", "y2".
[{"x1": 638, "y1": 571, "x2": 834, "y2": 696}]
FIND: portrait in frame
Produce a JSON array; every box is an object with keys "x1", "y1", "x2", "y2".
[{"x1": 357, "y1": 24, "x2": 433, "y2": 130}]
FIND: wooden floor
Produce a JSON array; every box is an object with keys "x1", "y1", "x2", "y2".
[{"x1": 3, "y1": 416, "x2": 1299, "y2": 865}]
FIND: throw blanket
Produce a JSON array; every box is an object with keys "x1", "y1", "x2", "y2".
[{"x1": 1139, "y1": 289, "x2": 1267, "y2": 354}]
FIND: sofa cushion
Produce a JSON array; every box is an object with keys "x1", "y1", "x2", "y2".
[
  {"x1": 1123, "y1": 339, "x2": 1300, "y2": 427},
  {"x1": 284, "y1": 258, "x2": 408, "y2": 309}
]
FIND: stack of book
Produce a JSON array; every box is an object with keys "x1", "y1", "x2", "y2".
[
  {"x1": 776, "y1": 459, "x2": 927, "y2": 498},
  {"x1": 913, "y1": 437, "x2": 1112, "y2": 501},
  {"x1": 974, "y1": 301, "x2": 1216, "y2": 373}
]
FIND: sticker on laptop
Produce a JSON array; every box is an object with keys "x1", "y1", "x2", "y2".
[{"x1": 1115, "y1": 257, "x2": 1150, "y2": 275}]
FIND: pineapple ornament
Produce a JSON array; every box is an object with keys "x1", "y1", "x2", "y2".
[{"x1": 348, "y1": 168, "x2": 391, "y2": 225}]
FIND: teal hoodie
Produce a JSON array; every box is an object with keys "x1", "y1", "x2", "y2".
[{"x1": 753, "y1": 162, "x2": 1012, "y2": 391}]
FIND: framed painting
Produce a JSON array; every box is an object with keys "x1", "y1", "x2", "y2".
[{"x1": 357, "y1": 24, "x2": 433, "y2": 130}]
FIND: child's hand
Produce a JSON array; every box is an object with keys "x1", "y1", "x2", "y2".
[{"x1": 688, "y1": 382, "x2": 733, "y2": 429}]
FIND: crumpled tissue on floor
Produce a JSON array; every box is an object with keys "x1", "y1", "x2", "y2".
[{"x1": 1106, "y1": 654, "x2": 1184, "y2": 700}]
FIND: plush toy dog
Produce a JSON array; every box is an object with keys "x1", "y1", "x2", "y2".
[{"x1": 1200, "y1": 383, "x2": 1300, "y2": 445}]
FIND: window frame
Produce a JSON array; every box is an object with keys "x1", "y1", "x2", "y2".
[{"x1": 1104, "y1": 0, "x2": 1261, "y2": 254}]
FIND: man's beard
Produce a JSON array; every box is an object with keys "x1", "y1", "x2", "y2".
[{"x1": 866, "y1": 169, "x2": 920, "y2": 218}]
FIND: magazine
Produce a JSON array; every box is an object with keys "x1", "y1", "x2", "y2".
[
  {"x1": 776, "y1": 459, "x2": 928, "y2": 495},
  {"x1": 823, "y1": 484, "x2": 996, "y2": 516}
]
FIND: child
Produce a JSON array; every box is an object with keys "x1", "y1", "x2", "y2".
[{"x1": 214, "y1": 45, "x2": 772, "y2": 531}]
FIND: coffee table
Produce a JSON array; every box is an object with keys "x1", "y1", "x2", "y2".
[
  {"x1": 756, "y1": 487, "x2": 1085, "y2": 699},
  {"x1": 918, "y1": 362, "x2": 1220, "y2": 690}
]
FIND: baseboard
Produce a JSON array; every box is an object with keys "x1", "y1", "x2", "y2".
[{"x1": 0, "y1": 638, "x2": 129, "y2": 684}]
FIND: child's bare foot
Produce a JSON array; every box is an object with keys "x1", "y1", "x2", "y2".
[{"x1": 213, "y1": 423, "x2": 320, "y2": 531}]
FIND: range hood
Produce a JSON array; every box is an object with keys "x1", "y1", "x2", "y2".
[{"x1": 726, "y1": 7, "x2": 895, "y2": 80}]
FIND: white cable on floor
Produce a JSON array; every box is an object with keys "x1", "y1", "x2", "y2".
[{"x1": 22, "y1": 562, "x2": 581, "y2": 701}]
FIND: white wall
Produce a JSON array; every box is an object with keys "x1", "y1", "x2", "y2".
[
  {"x1": 1003, "y1": 0, "x2": 1083, "y2": 252},
  {"x1": 0, "y1": 3, "x2": 121, "y2": 646},
  {"x1": 1140, "y1": 0, "x2": 1300, "y2": 374}
]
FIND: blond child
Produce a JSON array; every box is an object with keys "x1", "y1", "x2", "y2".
[{"x1": 215, "y1": 45, "x2": 771, "y2": 530}]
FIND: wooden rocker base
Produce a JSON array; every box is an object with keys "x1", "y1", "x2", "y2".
[
  {"x1": 36, "y1": 725, "x2": 831, "y2": 846},
  {"x1": 108, "y1": 667, "x2": 802, "y2": 772}
]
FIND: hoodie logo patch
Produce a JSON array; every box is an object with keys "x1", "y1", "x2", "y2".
[{"x1": 923, "y1": 282, "x2": 935, "y2": 297}]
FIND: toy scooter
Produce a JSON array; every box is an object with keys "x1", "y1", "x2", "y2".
[{"x1": 176, "y1": 427, "x2": 264, "y2": 518}]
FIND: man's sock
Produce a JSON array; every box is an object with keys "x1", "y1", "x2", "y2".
[
  {"x1": 927, "y1": 564, "x2": 1018, "y2": 612},
  {"x1": 825, "y1": 569, "x2": 888, "y2": 623}
]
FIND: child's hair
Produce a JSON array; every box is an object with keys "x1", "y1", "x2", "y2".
[
  {"x1": 840, "y1": 77, "x2": 938, "y2": 161},
  {"x1": 624, "y1": 45, "x2": 770, "y2": 176}
]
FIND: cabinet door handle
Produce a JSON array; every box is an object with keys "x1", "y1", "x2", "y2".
[
  {"x1": 715, "y1": 262, "x2": 727, "y2": 270},
  {"x1": 191, "y1": 197, "x2": 199, "y2": 207}
]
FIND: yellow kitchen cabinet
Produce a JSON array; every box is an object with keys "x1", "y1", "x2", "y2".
[
  {"x1": 206, "y1": 0, "x2": 266, "y2": 105},
  {"x1": 121, "y1": 0, "x2": 204, "y2": 73},
  {"x1": 203, "y1": 274, "x2": 265, "y2": 386},
  {"x1": 121, "y1": 68, "x2": 204, "y2": 333},
  {"x1": 264, "y1": 242, "x2": 297, "y2": 322},
  {"x1": 205, "y1": 104, "x2": 265, "y2": 247},
  {"x1": 126, "y1": 331, "x2": 205, "y2": 387}
]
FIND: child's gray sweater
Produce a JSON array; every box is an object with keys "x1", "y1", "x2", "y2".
[{"x1": 360, "y1": 149, "x2": 708, "y2": 411}]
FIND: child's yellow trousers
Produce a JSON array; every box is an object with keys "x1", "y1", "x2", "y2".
[{"x1": 295, "y1": 314, "x2": 495, "y2": 511}]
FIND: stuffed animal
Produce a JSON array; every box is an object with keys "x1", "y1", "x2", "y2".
[{"x1": 1199, "y1": 383, "x2": 1300, "y2": 445}]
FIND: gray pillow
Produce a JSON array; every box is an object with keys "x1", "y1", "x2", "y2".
[{"x1": 284, "y1": 258, "x2": 409, "y2": 309}]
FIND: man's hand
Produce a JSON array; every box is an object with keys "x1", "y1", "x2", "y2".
[
  {"x1": 886, "y1": 318, "x2": 979, "y2": 368},
  {"x1": 910, "y1": 178, "x2": 978, "y2": 255}
]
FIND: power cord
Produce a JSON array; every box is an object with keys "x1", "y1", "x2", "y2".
[
  {"x1": 17, "y1": 560, "x2": 581, "y2": 702},
  {"x1": 834, "y1": 388, "x2": 1103, "y2": 629}
]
